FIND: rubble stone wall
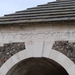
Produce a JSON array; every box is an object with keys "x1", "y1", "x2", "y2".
[
  {"x1": 52, "y1": 41, "x2": 75, "y2": 63},
  {"x1": 0, "y1": 42, "x2": 25, "y2": 67}
]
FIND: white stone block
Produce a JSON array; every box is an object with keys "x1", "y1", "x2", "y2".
[
  {"x1": 0, "y1": 71, "x2": 4, "y2": 75},
  {"x1": 0, "y1": 64, "x2": 9, "y2": 75},
  {"x1": 67, "y1": 65, "x2": 75, "y2": 75},
  {"x1": 0, "y1": 43, "x2": 3, "y2": 46},
  {"x1": 3, "y1": 40, "x2": 10, "y2": 43},
  {"x1": 49, "y1": 50, "x2": 60, "y2": 61},
  {"x1": 18, "y1": 50, "x2": 27, "y2": 61},
  {"x1": 4, "y1": 58, "x2": 15, "y2": 70},
  {"x1": 61, "y1": 57, "x2": 74, "y2": 70},
  {"x1": 34, "y1": 41, "x2": 43, "y2": 57},
  {"x1": 11, "y1": 54, "x2": 20, "y2": 65},
  {"x1": 42, "y1": 41, "x2": 53, "y2": 57},
  {"x1": 25, "y1": 41, "x2": 34, "y2": 57},
  {"x1": 35, "y1": 25, "x2": 51, "y2": 32},
  {"x1": 56, "y1": 53, "x2": 66, "y2": 64}
]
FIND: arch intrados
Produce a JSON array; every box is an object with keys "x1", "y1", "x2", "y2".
[{"x1": 6, "y1": 57, "x2": 69, "y2": 75}]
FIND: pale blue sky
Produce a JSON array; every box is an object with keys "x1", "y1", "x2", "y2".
[{"x1": 0, "y1": 0, "x2": 55, "y2": 16}]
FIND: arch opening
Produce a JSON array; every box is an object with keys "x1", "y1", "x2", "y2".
[{"x1": 6, "y1": 57, "x2": 69, "y2": 75}]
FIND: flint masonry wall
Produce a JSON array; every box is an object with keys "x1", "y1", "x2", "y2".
[
  {"x1": 0, "y1": 22, "x2": 75, "y2": 67},
  {"x1": 0, "y1": 42, "x2": 25, "y2": 67}
]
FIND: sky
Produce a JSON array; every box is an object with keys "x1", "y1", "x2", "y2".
[{"x1": 0, "y1": 0, "x2": 55, "y2": 16}]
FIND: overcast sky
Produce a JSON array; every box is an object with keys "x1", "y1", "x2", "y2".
[{"x1": 0, "y1": 0, "x2": 55, "y2": 16}]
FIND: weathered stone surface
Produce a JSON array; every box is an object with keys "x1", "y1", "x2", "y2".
[
  {"x1": 52, "y1": 41, "x2": 75, "y2": 63},
  {"x1": 0, "y1": 42, "x2": 25, "y2": 67}
]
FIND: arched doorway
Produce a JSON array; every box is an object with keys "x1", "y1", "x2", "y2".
[
  {"x1": 6, "y1": 57, "x2": 68, "y2": 75},
  {"x1": 0, "y1": 40, "x2": 75, "y2": 75}
]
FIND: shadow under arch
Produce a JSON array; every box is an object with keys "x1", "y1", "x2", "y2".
[{"x1": 6, "y1": 57, "x2": 69, "y2": 75}]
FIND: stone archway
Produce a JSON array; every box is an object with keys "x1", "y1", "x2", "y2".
[
  {"x1": 6, "y1": 57, "x2": 69, "y2": 75},
  {"x1": 0, "y1": 40, "x2": 75, "y2": 75}
]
